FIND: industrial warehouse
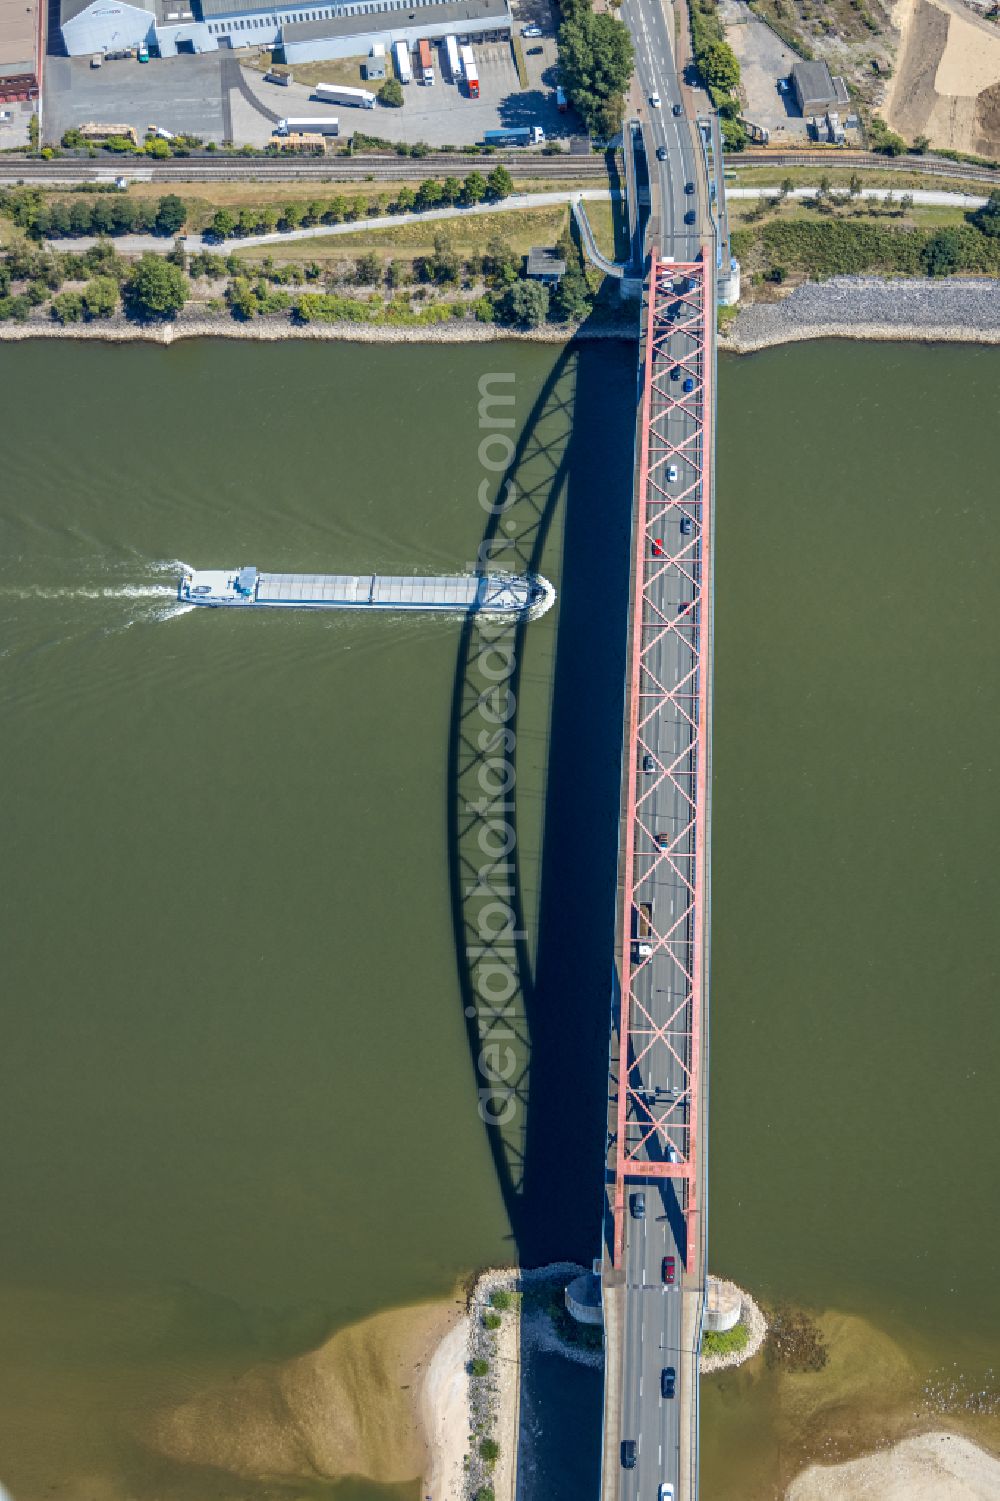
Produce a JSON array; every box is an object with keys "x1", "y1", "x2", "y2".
[{"x1": 59, "y1": 0, "x2": 511, "y2": 61}]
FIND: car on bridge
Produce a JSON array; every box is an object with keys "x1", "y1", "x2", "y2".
[
  {"x1": 650, "y1": 92, "x2": 661, "y2": 108},
  {"x1": 667, "y1": 464, "x2": 678, "y2": 481},
  {"x1": 683, "y1": 377, "x2": 695, "y2": 393},
  {"x1": 659, "y1": 1487, "x2": 675, "y2": 1501},
  {"x1": 684, "y1": 210, "x2": 697, "y2": 224},
  {"x1": 630, "y1": 1191, "x2": 646, "y2": 1218},
  {"x1": 672, "y1": 102, "x2": 682, "y2": 116},
  {"x1": 656, "y1": 145, "x2": 667, "y2": 161},
  {"x1": 621, "y1": 1441, "x2": 637, "y2": 1469},
  {"x1": 662, "y1": 1254, "x2": 676, "y2": 1283},
  {"x1": 684, "y1": 181, "x2": 695, "y2": 194},
  {"x1": 680, "y1": 516, "x2": 693, "y2": 535},
  {"x1": 661, "y1": 1366, "x2": 676, "y2": 1398}
]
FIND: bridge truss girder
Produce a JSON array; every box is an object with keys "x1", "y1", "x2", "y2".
[{"x1": 613, "y1": 252, "x2": 712, "y2": 1268}]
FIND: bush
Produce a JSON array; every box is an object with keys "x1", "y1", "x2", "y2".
[
  {"x1": 379, "y1": 77, "x2": 404, "y2": 107},
  {"x1": 51, "y1": 290, "x2": 84, "y2": 323},
  {"x1": 474, "y1": 1489, "x2": 495, "y2": 1501},
  {"x1": 702, "y1": 1322, "x2": 750, "y2": 1358},
  {"x1": 82, "y1": 275, "x2": 118, "y2": 318},
  {"x1": 489, "y1": 1290, "x2": 512, "y2": 1310},
  {"x1": 481, "y1": 1312, "x2": 502, "y2": 1331},
  {"x1": 479, "y1": 1438, "x2": 499, "y2": 1465},
  {"x1": 470, "y1": 1357, "x2": 490, "y2": 1377}
]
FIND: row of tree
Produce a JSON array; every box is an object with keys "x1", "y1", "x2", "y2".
[
  {"x1": 2, "y1": 188, "x2": 188, "y2": 240},
  {"x1": 205, "y1": 169, "x2": 517, "y2": 240}
]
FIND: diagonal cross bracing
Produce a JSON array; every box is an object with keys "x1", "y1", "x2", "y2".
[{"x1": 614, "y1": 253, "x2": 712, "y2": 1266}]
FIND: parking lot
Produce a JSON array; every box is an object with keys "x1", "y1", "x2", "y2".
[
  {"x1": 0, "y1": 97, "x2": 34, "y2": 151},
  {"x1": 43, "y1": 53, "x2": 231, "y2": 145},
  {"x1": 719, "y1": 0, "x2": 810, "y2": 140}
]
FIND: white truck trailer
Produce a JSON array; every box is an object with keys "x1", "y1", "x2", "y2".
[
  {"x1": 460, "y1": 44, "x2": 479, "y2": 97},
  {"x1": 277, "y1": 116, "x2": 340, "y2": 136},
  {"x1": 444, "y1": 34, "x2": 461, "y2": 81},
  {"x1": 393, "y1": 40, "x2": 412, "y2": 83},
  {"x1": 312, "y1": 82, "x2": 376, "y2": 108}
]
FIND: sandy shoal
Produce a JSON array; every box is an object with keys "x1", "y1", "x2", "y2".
[{"x1": 788, "y1": 1431, "x2": 1000, "y2": 1500}]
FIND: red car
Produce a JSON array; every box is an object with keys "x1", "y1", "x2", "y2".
[
  {"x1": 651, "y1": 538, "x2": 664, "y2": 557},
  {"x1": 662, "y1": 1255, "x2": 676, "y2": 1285}
]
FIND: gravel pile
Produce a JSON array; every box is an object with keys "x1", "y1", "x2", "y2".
[{"x1": 724, "y1": 277, "x2": 1000, "y2": 353}]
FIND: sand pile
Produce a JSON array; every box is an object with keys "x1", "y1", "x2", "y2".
[
  {"x1": 788, "y1": 1431, "x2": 1000, "y2": 1499},
  {"x1": 882, "y1": 0, "x2": 1000, "y2": 157}
]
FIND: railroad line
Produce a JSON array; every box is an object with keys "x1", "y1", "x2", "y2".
[
  {"x1": 0, "y1": 154, "x2": 609, "y2": 185},
  {"x1": 735, "y1": 149, "x2": 1000, "y2": 185}
]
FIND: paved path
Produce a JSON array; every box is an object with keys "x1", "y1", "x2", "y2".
[
  {"x1": 45, "y1": 189, "x2": 616, "y2": 256},
  {"x1": 728, "y1": 186, "x2": 989, "y2": 207}
]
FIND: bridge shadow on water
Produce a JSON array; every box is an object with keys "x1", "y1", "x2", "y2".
[
  {"x1": 447, "y1": 333, "x2": 638, "y2": 1499},
  {"x1": 447, "y1": 333, "x2": 638, "y2": 1268}
]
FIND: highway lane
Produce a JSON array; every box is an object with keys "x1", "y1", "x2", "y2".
[{"x1": 612, "y1": 2, "x2": 707, "y2": 1498}]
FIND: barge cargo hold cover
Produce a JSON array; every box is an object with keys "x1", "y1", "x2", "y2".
[{"x1": 179, "y1": 567, "x2": 555, "y2": 618}]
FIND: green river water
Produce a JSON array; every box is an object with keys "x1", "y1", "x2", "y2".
[{"x1": 0, "y1": 337, "x2": 997, "y2": 1501}]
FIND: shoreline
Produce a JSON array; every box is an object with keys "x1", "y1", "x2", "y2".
[
  {"x1": 721, "y1": 276, "x2": 1000, "y2": 354},
  {"x1": 0, "y1": 312, "x2": 636, "y2": 346}
]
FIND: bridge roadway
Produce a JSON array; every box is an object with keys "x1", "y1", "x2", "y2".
[{"x1": 600, "y1": 4, "x2": 714, "y2": 1501}]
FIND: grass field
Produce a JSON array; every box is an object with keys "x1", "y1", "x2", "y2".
[
  {"x1": 728, "y1": 197, "x2": 980, "y2": 232},
  {"x1": 238, "y1": 204, "x2": 574, "y2": 264},
  {"x1": 729, "y1": 165, "x2": 995, "y2": 197},
  {"x1": 242, "y1": 53, "x2": 383, "y2": 91}
]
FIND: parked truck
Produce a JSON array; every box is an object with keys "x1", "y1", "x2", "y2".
[
  {"x1": 483, "y1": 126, "x2": 544, "y2": 146},
  {"x1": 556, "y1": 85, "x2": 568, "y2": 111},
  {"x1": 417, "y1": 37, "x2": 434, "y2": 84},
  {"x1": 393, "y1": 40, "x2": 412, "y2": 83},
  {"x1": 460, "y1": 45, "x2": 479, "y2": 97},
  {"x1": 443, "y1": 34, "x2": 461, "y2": 81},
  {"x1": 277, "y1": 116, "x2": 340, "y2": 136},
  {"x1": 312, "y1": 82, "x2": 376, "y2": 108}
]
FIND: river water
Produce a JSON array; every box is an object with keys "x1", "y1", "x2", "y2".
[{"x1": 0, "y1": 337, "x2": 997, "y2": 1501}]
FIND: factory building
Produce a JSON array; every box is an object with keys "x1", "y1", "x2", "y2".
[{"x1": 59, "y1": 0, "x2": 510, "y2": 60}]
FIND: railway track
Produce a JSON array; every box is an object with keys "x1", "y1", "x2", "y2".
[
  {"x1": 735, "y1": 149, "x2": 1000, "y2": 186},
  {"x1": 0, "y1": 153, "x2": 610, "y2": 184}
]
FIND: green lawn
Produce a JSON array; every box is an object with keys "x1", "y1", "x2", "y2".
[
  {"x1": 239, "y1": 204, "x2": 574, "y2": 265},
  {"x1": 729, "y1": 164, "x2": 994, "y2": 198}
]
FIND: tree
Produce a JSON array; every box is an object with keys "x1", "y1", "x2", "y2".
[
  {"x1": 720, "y1": 115, "x2": 746, "y2": 151},
  {"x1": 487, "y1": 165, "x2": 514, "y2": 201},
  {"x1": 912, "y1": 133, "x2": 930, "y2": 153},
  {"x1": 209, "y1": 208, "x2": 236, "y2": 241},
  {"x1": 225, "y1": 276, "x2": 258, "y2": 319},
  {"x1": 479, "y1": 1438, "x2": 500, "y2": 1465},
  {"x1": 972, "y1": 189, "x2": 1000, "y2": 236},
  {"x1": 700, "y1": 39, "x2": 740, "y2": 94},
  {"x1": 51, "y1": 290, "x2": 84, "y2": 323},
  {"x1": 69, "y1": 198, "x2": 95, "y2": 236},
  {"x1": 379, "y1": 77, "x2": 404, "y2": 107},
  {"x1": 441, "y1": 176, "x2": 463, "y2": 204},
  {"x1": 848, "y1": 173, "x2": 862, "y2": 198},
  {"x1": 428, "y1": 231, "x2": 460, "y2": 285},
  {"x1": 462, "y1": 171, "x2": 488, "y2": 205},
  {"x1": 922, "y1": 227, "x2": 964, "y2": 276},
  {"x1": 82, "y1": 275, "x2": 118, "y2": 318},
  {"x1": 504, "y1": 278, "x2": 549, "y2": 327},
  {"x1": 899, "y1": 192, "x2": 914, "y2": 214},
  {"x1": 123, "y1": 254, "x2": 187, "y2": 321},
  {"x1": 154, "y1": 193, "x2": 186, "y2": 236},
  {"x1": 354, "y1": 251, "x2": 382, "y2": 285},
  {"x1": 558, "y1": 10, "x2": 634, "y2": 138},
  {"x1": 484, "y1": 233, "x2": 519, "y2": 286},
  {"x1": 416, "y1": 177, "x2": 444, "y2": 209},
  {"x1": 779, "y1": 177, "x2": 795, "y2": 201},
  {"x1": 145, "y1": 135, "x2": 171, "y2": 159},
  {"x1": 394, "y1": 186, "x2": 416, "y2": 213},
  {"x1": 551, "y1": 266, "x2": 591, "y2": 321}
]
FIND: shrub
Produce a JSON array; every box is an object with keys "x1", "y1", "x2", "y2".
[
  {"x1": 481, "y1": 1312, "x2": 502, "y2": 1331},
  {"x1": 470, "y1": 1357, "x2": 490, "y2": 1377},
  {"x1": 489, "y1": 1290, "x2": 512, "y2": 1310},
  {"x1": 479, "y1": 1438, "x2": 499, "y2": 1465},
  {"x1": 702, "y1": 1322, "x2": 750, "y2": 1358},
  {"x1": 379, "y1": 77, "x2": 404, "y2": 107}
]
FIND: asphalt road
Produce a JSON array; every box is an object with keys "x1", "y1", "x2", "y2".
[{"x1": 612, "y1": 2, "x2": 705, "y2": 1498}]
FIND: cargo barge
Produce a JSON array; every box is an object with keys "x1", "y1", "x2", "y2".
[{"x1": 179, "y1": 567, "x2": 555, "y2": 619}]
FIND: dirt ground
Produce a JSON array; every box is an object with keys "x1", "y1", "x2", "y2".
[{"x1": 881, "y1": 0, "x2": 1000, "y2": 157}]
